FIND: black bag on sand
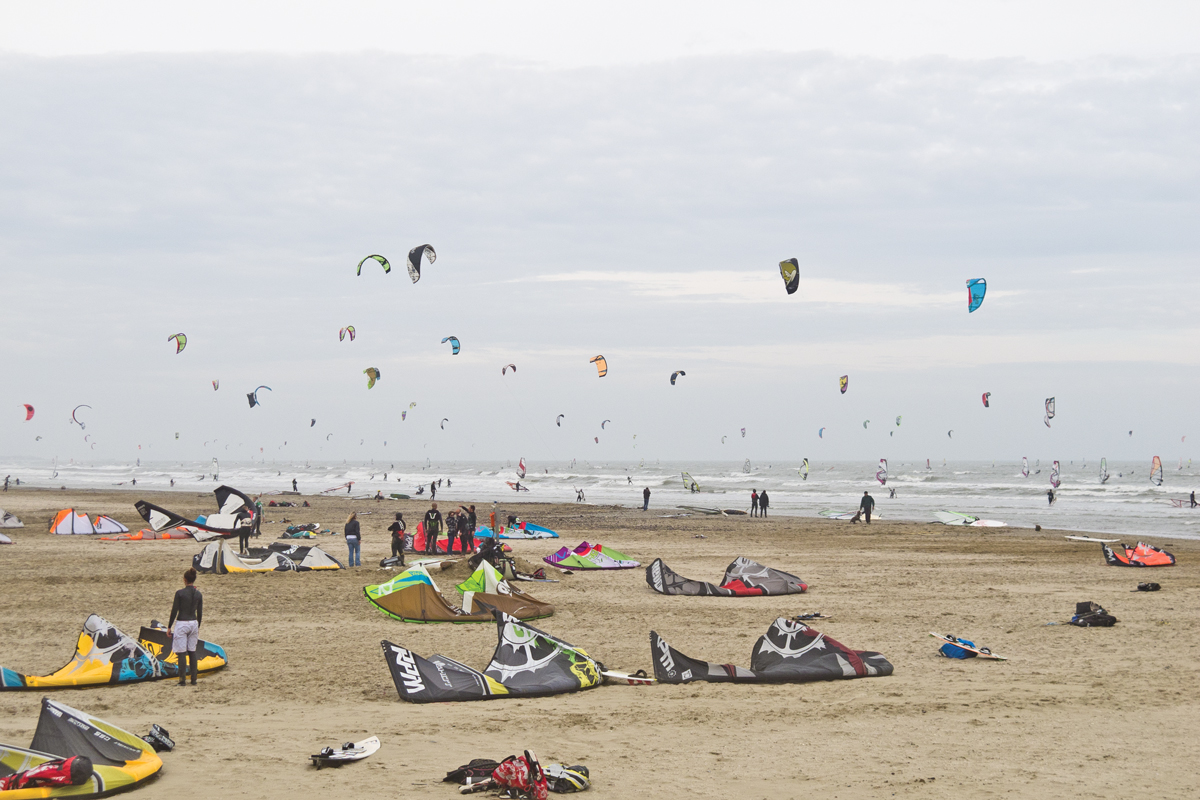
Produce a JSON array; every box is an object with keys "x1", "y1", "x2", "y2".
[
  {"x1": 1070, "y1": 601, "x2": 1117, "y2": 627},
  {"x1": 444, "y1": 758, "x2": 504, "y2": 784},
  {"x1": 1135, "y1": 583, "x2": 1161, "y2": 592}
]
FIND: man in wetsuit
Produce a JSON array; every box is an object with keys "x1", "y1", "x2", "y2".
[
  {"x1": 750, "y1": 490, "x2": 759, "y2": 517},
  {"x1": 859, "y1": 491, "x2": 875, "y2": 524},
  {"x1": 387, "y1": 512, "x2": 406, "y2": 564},
  {"x1": 292, "y1": 478, "x2": 298, "y2": 492},
  {"x1": 459, "y1": 505, "x2": 476, "y2": 553},
  {"x1": 168, "y1": 568, "x2": 203, "y2": 686},
  {"x1": 423, "y1": 502, "x2": 443, "y2": 555}
]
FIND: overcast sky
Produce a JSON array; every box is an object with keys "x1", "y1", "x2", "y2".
[{"x1": 1, "y1": 3, "x2": 1197, "y2": 465}]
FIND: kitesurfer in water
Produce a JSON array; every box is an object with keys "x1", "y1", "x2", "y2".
[
  {"x1": 387, "y1": 513, "x2": 406, "y2": 564},
  {"x1": 344, "y1": 512, "x2": 362, "y2": 567},
  {"x1": 889, "y1": 487, "x2": 896, "y2": 499},
  {"x1": 1047, "y1": 489, "x2": 1056, "y2": 506},
  {"x1": 750, "y1": 490, "x2": 759, "y2": 517},
  {"x1": 423, "y1": 503, "x2": 443, "y2": 554},
  {"x1": 168, "y1": 568, "x2": 203, "y2": 686},
  {"x1": 643, "y1": 487, "x2": 651, "y2": 511},
  {"x1": 170, "y1": 478, "x2": 175, "y2": 487},
  {"x1": 758, "y1": 490, "x2": 770, "y2": 518}
]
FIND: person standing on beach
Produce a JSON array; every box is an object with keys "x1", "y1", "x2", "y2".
[
  {"x1": 750, "y1": 490, "x2": 759, "y2": 517},
  {"x1": 460, "y1": 505, "x2": 476, "y2": 553},
  {"x1": 446, "y1": 510, "x2": 460, "y2": 552},
  {"x1": 430, "y1": 481, "x2": 437, "y2": 501},
  {"x1": 344, "y1": 512, "x2": 362, "y2": 567},
  {"x1": 292, "y1": 478, "x2": 298, "y2": 492},
  {"x1": 859, "y1": 491, "x2": 875, "y2": 524},
  {"x1": 167, "y1": 568, "x2": 203, "y2": 686},
  {"x1": 759, "y1": 489, "x2": 770, "y2": 518},
  {"x1": 423, "y1": 502, "x2": 443, "y2": 554},
  {"x1": 2, "y1": 476, "x2": 8, "y2": 491},
  {"x1": 387, "y1": 513, "x2": 406, "y2": 564},
  {"x1": 643, "y1": 487, "x2": 651, "y2": 511}
]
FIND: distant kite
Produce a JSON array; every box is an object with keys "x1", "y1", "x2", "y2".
[
  {"x1": 409, "y1": 402, "x2": 417, "y2": 409},
  {"x1": 357, "y1": 255, "x2": 391, "y2": 276},
  {"x1": 502, "y1": 364, "x2": 516, "y2": 375},
  {"x1": 670, "y1": 370, "x2": 686, "y2": 385},
  {"x1": 175, "y1": 432, "x2": 179, "y2": 439},
  {"x1": 1044, "y1": 396, "x2": 1056, "y2": 428},
  {"x1": 967, "y1": 279, "x2": 986, "y2": 312},
  {"x1": 441, "y1": 336, "x2": 461, "y2": 355},
  {"x1": 721, "y1": 436, "x2": 727, "y2": 444},
  {"x1": 168, "y1": 333, "x2": 187, "y2": 354},
  {"x1": 327, "y1": 434, "x2": 333, "y2": 441},
  {"x1": 339, "y1": 326, "x2": 356, "y2": 342},
  {"x1": 440, "y1": 418, "x2": 449, "y2": 430},
  {"x1": 863, "y1": 420, "x2": 869, "y2": 429},
  {"x1": 212, "y1": 379, "x2": 219, "y2": 391},
  {"x1": 947, "y1": 430, "x2": 953, "y2": 438},
  {"x1": 839, "y1": 375, "x2": 848, "y2": 394},
  {"x1": 556, "y1": 414, "x2": 564, "y2": 427},
  {"x1": 601, "y1": 420, "x2": 611, "y2": 429},
  {"x1": 246, "y1": 386, "x2": 272, "y2": 408},
  {"x1": 590, "y1": 355, "x2": 608, "y2": 378},
  {"x1": 310, "y1": 419, "x2": 316, "y2": 427},
  {"x1": 779, "y1": 258, "x2": 799, "y2": 295},
  {"x1": 594, "y1": 437, "x2": 599, "y2": 444},
  {"x1": 364, "y1": 367, "x2": 381, "y2": 389},
  {"x1": 407, "y1": 244, "x2": 436, "y2": 283},
  {"x1": 22, "y1": 404, "x2": 34, "y2": 421},
  {"x1": 741, "y1": 428, "x2": 746, "y2": 438},
  {"x1": 71, "y1": 405, "x2": 91, "y2": 430},
  {"x1": 982, "y1": 392, "x2": 991, "y2": 408},
  {"x1": 401, "y1": 411, "x2": 407, "y2": 421},
  {"x1": 895, "y1": 416, "x2": 901, "y2": 426},
  {"x1": 818, "y1": 428, "x2": 825, "y2": 438}
]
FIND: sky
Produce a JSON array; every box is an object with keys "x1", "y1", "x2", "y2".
[{"x1": 0, "y1": 2, "x2": 1197, "y2": 466}]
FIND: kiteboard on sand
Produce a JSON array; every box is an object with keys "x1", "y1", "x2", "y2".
[
  {"x1": 311, "y1": 736, "x2": 380, "y2": 769},
  {"x1": 677, "y1": 506, "x2": 722, "y2": 515},
  {"x1": 1065, "y1": 536, "x2": 1120, "y2": 543},
  {"x1": 929, "y1": 633, "x2": 1006, "y2": 660},
  {"x1": 601, "y1": 669, "x2": 656, "y2": 686}
]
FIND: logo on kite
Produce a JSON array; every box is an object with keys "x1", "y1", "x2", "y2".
[
  {"x1": 310, "y1": 419, "x2": 316, "y2": 427},
  {"x1": 589, "y1": 355, "x2": 608, "y2": 378},
  {"x1": 356, "y1": 254, "x2": 391, "y2": 276},
  {"x1": 440, "y1": 418, "x2": 448, "y2": 430},
  {"x1": 441, "y1": 336, "x2": 461, "y2": 355},
  {"x1": 839, "y1": 375, "x2": 848, "y2": 394},
  {"x1": 212, "y1": 379, "x2": 219, "y2": 391},
  {"x1": 778, "y1": 258, "x2": 799, "y2": 295},
  {"x1": 167, "y1": 333, "x2": 187, "y2": 354},
  {"x1": 1044, "y1": 396, "x2": 1055, "y2": 428},
  {"x1": 407, "y1": 244, "x2": 435, "y2": 283},
  {"x1": 967, "y1": 278, "x2": 986, "y2": 313},
  {"x1": 22, "y1": 404, "x2": 34, "y2": 421},
  {"x1": 71, "y1": 405, "x2": 91, "y2": 430},
  {"x1": 364, "y1": 368, "x2": 381, "y2": 389},
  {"x1": 502, "y1": 364, "x2": 516, "y2": 375},
  {"x1": 556, "y1": 414, "x2": 564, "y2": 427},
  {"x1": 982, "y1": 392, "x2": 991, "y2": 408},
  {"x1": 601, "y1": 420, "x2": 611, "y2": 429},
  {"x1": 670, "y1": 370, "x2": 686, "y2": 385},
  {"x1": 246, "y1": 386, "x2": 272, "y2": 408},
  {"x1": 339, "y1": 326, "x2": 356, "y2": 342}
]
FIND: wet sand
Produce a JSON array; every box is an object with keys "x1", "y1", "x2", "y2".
[{"x1": 1, "y1": 487, "x2": 1198, "y2": 798}]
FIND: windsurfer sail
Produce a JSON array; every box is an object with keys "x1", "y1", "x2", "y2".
[
  {"x1": 800, "y1": 459, "x2": 809, "y2": 481},
  {"x1": 1100, "y1": 458, "x2": 1109, "y2": 485},
  {"x1": 876, "y1": 458, "x2": 888, "y2": 485},
  {"x1": 1151, "y1": 456, "x2": 1163, "y2": 486},
  {"x1": 1021, "y1": 456, "x2": 1030, "y2": 478},
  {"x1": 1050, "y1": 460, "x2": 1061, "y2": 489}
]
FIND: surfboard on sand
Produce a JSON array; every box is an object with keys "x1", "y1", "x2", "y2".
[
  {"x1": 1065, "y1": 535, "x2": 1120, "y2": 543},
  {"x1": 311, "y1": 736, "x2": 380, "y2": 768},
  {"x1": 929, "y1": 633, "x2": 1006, "y2": 660}
]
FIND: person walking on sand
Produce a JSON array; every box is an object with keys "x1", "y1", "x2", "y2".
[
  {"x1": 759, "y1": 489, "x2": 770, "y2": 518},
  {"x1": 859, "y1": 490, "x2": 875, "y2": 524},
  {"x1": 387, "y1": 512, "x2": 406, "y2": 564},
  {"x1": 423, "y1": 502, "x2": 443, "y2": 555},
  {"x1": 460, "y1": 505, "x2": 476, "y2": 553},
  {"x1": 344, "y1": 512, "x2": 362, "y2": 567},
  {"x1": 168, "y1": 568, "x2": 203, "y2": 686},
  {"x1": 430, "y1": 481, "x2": 437, "y2": 501},
  {"x1": 643, "y1": 486, "x2": 651, "y2": 511},
  {"x1": 750, "y1": 490, "x2": 759, "y2": 518}
]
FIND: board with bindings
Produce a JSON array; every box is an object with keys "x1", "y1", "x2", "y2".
[
  {"x1": 311, "y1": 736, "x2": 380, "y2": 769},
  {"x1": 929, "y1": 633, "x2": 1006, "y2": 660}
]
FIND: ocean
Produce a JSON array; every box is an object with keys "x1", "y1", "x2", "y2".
[{"x1": 2, "y1": 457, "x2": 1197, "y2": 540}]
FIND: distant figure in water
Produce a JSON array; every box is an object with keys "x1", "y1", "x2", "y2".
[
  {"x1": 415, "y1": 486, "x2": 425, "y2": 495},
  {"x1": 430, "y1": 482, "x2": 437, "y2": 500},
  {"x1": 170, "y1": 478, "x2": 175, "y2": 487},
  {"x1": 628, "y1": 476, "x2": 632, "y2": 484},
  {"x1": 889, "y1": 487, "x2": 896, "y2": 499},
  {"x1": 1191, "y1": 490, "x2": 1196, "y2": 508},
  {"x1": 131, "y1": 479, "x2": 137, "y2": 486},
  {"x1": 575, "y1": 488, "x2": 586, "y2": 502},
  {"x1": 447, "y1": 479, "x2": 451, "y2": 487},
  {"x1": 1047, "y1": 489, "x2": 1056, "y2": 506}
]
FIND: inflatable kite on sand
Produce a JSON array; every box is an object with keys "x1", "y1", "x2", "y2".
[
  {"x1": 192, "y1": 540, "x2": 343, "y2": 573},
  {"x1": 365, "y1": 561, "x2": 552, "y2": 624},
  {"x1": 1102, "y1": 542, "x2": 1175, "y2": 568},
  {"x1": 651, "y1": 617, "x2": 893, "y2": 685},
  {"x1": 382, "y1": 611, "x2": 600, "y2": 702},
  {"x1": 646, "y1": 558, "x2": 807, "y2": 596},
  {"x1": 135, "y1": 485, "x2": 257, "y2": 540},
  {"x1": 544, "y1": 542, "x2": 639, "y2": 570},
  {"x1": 0, "y1": 698, "x2": 164, "y2": 795},
  {"x1": 0, "y1": 614, "x2": 226, "y2": 690}
]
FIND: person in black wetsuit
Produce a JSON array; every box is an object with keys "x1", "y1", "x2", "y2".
[
  {"x1": 459, "y1": 505, "x2": 476, "y2": 553},
  {"x1": 168, "y1": 568, "x2": 203, "y2": 686},
  {"x1": 387, "y1": 512, "x2": 406, "y2": 564},
  {"x1": 758, "y1": 490, "x2": 770, "y2": 518},
  {"x1": 423, "y1": 503, "x2": 443, "y2": 554},
  {"x1": 292, "y1": 478, "x2": 298, "y2": 492}
]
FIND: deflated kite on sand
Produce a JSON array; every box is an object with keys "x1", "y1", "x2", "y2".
[
  {"x1": 544, "y1": 542, "x2": 639, "y2": 570},
  {"x1": 364, "y1": 561, "x2": 553, "y2": 624},
  {"x1": 1102, "y1": 542, "x2": 1175, "y2": 567},
  {"x1": 646, "y1": 557, "x2": 807, "y2": 596},
  {"x1": 192, "y1": 540, "x2": 343, "y2": 574}
]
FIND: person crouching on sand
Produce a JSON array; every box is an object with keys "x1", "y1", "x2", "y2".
[
  {"x1": 344, "y1": 512, "x2": 362, "y2": 567},
  {"x1": 168, "y1": 568, "x2": 203, "y2": 686}
]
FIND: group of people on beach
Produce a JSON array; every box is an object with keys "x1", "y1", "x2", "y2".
[
  {"x1": 750, "y1": 489, "x2": 770, "y2": 517},
  {"x1": 342, "y1": 502, "x2": 478, "y2": 566}
]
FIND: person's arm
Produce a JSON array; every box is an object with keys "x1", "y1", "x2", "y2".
[
  {"x1": 168, "y1": 591, "x2": 180, "y2": 630},
  {"x1": 196, "y1": 591, "x2": 203, "y2": 627}
]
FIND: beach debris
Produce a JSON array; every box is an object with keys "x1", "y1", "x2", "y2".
[
  {"x1": 1134, "y1": 582, "x2": 1161, "y2": 592},
  {"x1": 407, "y1": 244, "x2": 435, "y2": 283},
  {"x1": 356, "y1": 254, "x2": 391, "y2": 276},
  {"x1": 779, "y1": 257, "x2": 799, "y2": 294}
]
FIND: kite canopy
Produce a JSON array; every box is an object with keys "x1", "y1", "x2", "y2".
[
  {"x1": 0, "y1": 698, "x2": 163, "y2": 795},
  {"x1": 839, "y1": 375, "x2": 848, "y2": 394},
  {"x1": 0, "y1": 509, "x2": 24, "y2": 528},
  {"x1": 0, "y1": 614, "x2": 226, "y2": 690},
  {"x1": 1044, "y1": 396, "x2": 1055, "y2": 427},
  {"x1": 1102, "y1": 542, "x2": 1175, "y2": 568},
  {"x1": 364, "y1": 367, "x2": 381, "y2": 388},
  {"x1": 193, "y1": 540, "x2": 343, "y2": 573},
  {"x1": 356, "y1": 254, "x2": 391, "y2": 276},
  {"x1": 477, "y1": 521, "x2": 558, "y2": 540},
  {"x1": 407, "y1": 244, "x2": 435, "y2": 283},
  {"x1": 212, "y1": 379, "x2": 219, "y2": 391},
  {"x1": 652, "y1": 618, "x2": 893, "y2": 685},
  {"x1": 167, "y1": 332, "x2": 187, "y2": 353},
  {"x1": 440, "y1": 418, "x2": 448, "y2": 430},
  {"x1": 670, "y1": 370, "x2": 686, "y2": 385},
  {"x1": 71, "y1": 405, "x2": 91, "y2": 430},
  {"x1": 818, "y1": 427, "x2": 824, "y2": 438},
  {"x1": 246, "y1": 385, "x2": 271, "y2": 408},
  {"x1": 778, "y1": 258, "x2": 799, "y2": 295},
  {"x1": 364, "y1": 562, "x2": 553, "y2": 623},
  {"x1": 646, "y1": 557, "x2": 807, "y2": 597},
  {"x1": 982, "y1": 391, "x2": 991, "y2": 407},
  {"x1": 502, "y1": 363, "x2": 516, "y2": 375},
  {"x1": 441, "y1": 336, "x2": 461, "y2": 355},
  {"x1": 966, "y1": 278, "x2": 986, "y2": 312},
  {"x1": 135, "y1": 485, "x2": 256, "y2": 539},
  {"x1": 49, "y1": 509, "x2": 96, "y2": 535},
  {"x1": 556, "y1": 414, "x2": 564, "y2": 427},
  {"x1": 339, "y1": 326, "x2": 356, "y2": 342},
  {"x1": 544, "y1": 542, "x2": 639, "y2": 570},
  {"x1": 22, "y1": 404, "x2": 34, "y2": 421},
  {"x1": 381, "y1": 611, "x2": 599, "y2": 702},
  {"x1": 589, "y1": 355, "x2": 607, "y2": 377}
]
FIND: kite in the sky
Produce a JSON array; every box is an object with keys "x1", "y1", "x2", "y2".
[
  {"x1": 556, "y1": 414, "x2": 564, "y2": 427},
  {"x1": 594, "y1": 437, "x2": 599, "y2": 444},
  {"x1": 863, "y1": 420, "x2": 869, "y2": 429},
  {"x1": 601, "y1": 420, "x2": 611, "y2": 429},
  {"x1": 778, "y1": 258, "x2": 799, "y2": 295},
  {"x1": 71, "y1": 404, "x2": 91, "y2": 430},
  {"x1": 1044, "y1": 396, "x2": 1056, "y2": 428},
  {"x1": 502, "y1": 364, "x2": 516, "y2": 375},
  {"x1": 364, "y1": 368, "x2": 381, "y2": 389},
  {"x1": 357, "y1": 255, "x2": 391, "y2": 276},
  {"x1": 22, "y1": 404, "x2": 34, "y2": 421},
  {"x1": 212, "y1": 379, "x2": 219, "y2": 391},
  {"x1": 818, "y1": 428, "x2": 825, "y2": 438},
  {"x1": 327, "y1": 434, "x2": 333, "y2": 441},
  {"x1": 967, "y1": 278, "x2": 986, "y2": 312},
  {"x1": 310, "y1": 419, "x2": 316, "y2": 427},
  {"x1": 441, "y1": 336, "x2": 461, "y2": 355},
  {"x1": 401, "y1": 411, "x2": 407, "y2": 421},
  {"x1": 339, "y1": 326, "x2": 356, "y2": 342},
  {"x1": 168, "y1": 333, "x2": 187, "y2": 354},
  {"x1": 670, "y1": 370, "x2": 686, "y2": 385},
  {"x1": 895, "y1": 416, "x2": 901, "y2": 426},
  {"x1": 839, "y1": 375, "x2": 848, "y2": 394},
  {"x1": 721, "y1": 436, "x2": 727, "y2": 443},
  {"x1": 982, "y1": 392, "x2": 991, "y2": 408},
  {"x1": 1150, "y1": 456, "x2": 1163, "y2": 486},
  {"x1": 440, "y1": 418, "x2": 448, "y2": 430},
  {"x1": 409, "y1": 402, "x2": 417, "y2": 409},
  {"x1": 741, "y1": 428, "x2": 746, "y2": 438},
  {"x1": 246, "y1": 386, "x2": 272, "y2": 408},
  {"x1": 590, "y1": 355, "x2": 608, "y2": 377},
  {"x1": 407, "y1": 244, "x2": 436, "y2": 283},
  {"x1": 947, "y1": 430, "x2": 953, "y2": 438}
]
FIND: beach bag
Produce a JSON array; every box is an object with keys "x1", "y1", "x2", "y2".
[
  {"x1": 0, "y1": 756, "x2": 93, "y2": 791},
  {"x1": 545, "y1": 764, "x2": 591, "y2": 793},
  {"x1": 1136, "y1": 582, "x2": 1161, "y2": 592},
  {"x1": 379, "y1": 556, "x2": 404, "y2": 568},
  {"x1": 444, "y1": 758, "x2": 503, "y2": 784},
  {"x1": 1070, "y1": 601, "x2": 1117, "y2": 627},
  {"x1": 938, "y1": 638, "x2": 977, "y2": 659}
]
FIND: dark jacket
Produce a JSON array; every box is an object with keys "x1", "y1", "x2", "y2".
[
  {"x1": 169, "y1": 586, "x2": 203, "y2": 626},
  {"x1": 759, "y1": 491, "x2": 770, "y2": 508},
  {"x1": 424, "y1": 509, "x2": 443, "y2": 534},
  {"x1": 859, "y1": 495, "x2": 875, "y2": 511},
  {"x1": 387, "y1": 520, "x2": 406, "y2": 540},
  {"x1": 345, "y1": 519, "x2": 361, "y2": 540},
  {"x1": 643, "y1": 488, "x2": 651, "y2": 500}
]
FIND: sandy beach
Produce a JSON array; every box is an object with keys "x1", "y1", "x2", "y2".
[{"x1": 1, "y1": 487, "x2": 1198, "y2": 798}]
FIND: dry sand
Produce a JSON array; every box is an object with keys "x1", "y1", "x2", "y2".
[{"x1": 1, "y1": 487, "x2": 1198, "y2": 798}]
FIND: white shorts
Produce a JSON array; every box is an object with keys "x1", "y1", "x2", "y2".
[{"x1": 172, "y1": 620, "x2": 199, "y2": 653}]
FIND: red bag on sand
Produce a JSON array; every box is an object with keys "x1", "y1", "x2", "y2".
[
  {"x1": 0, "y1": 756, "x2": 93, "y2": 790},
  {"x1": 491, "y1": 751, "x2": 548, "y2": 800}
]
